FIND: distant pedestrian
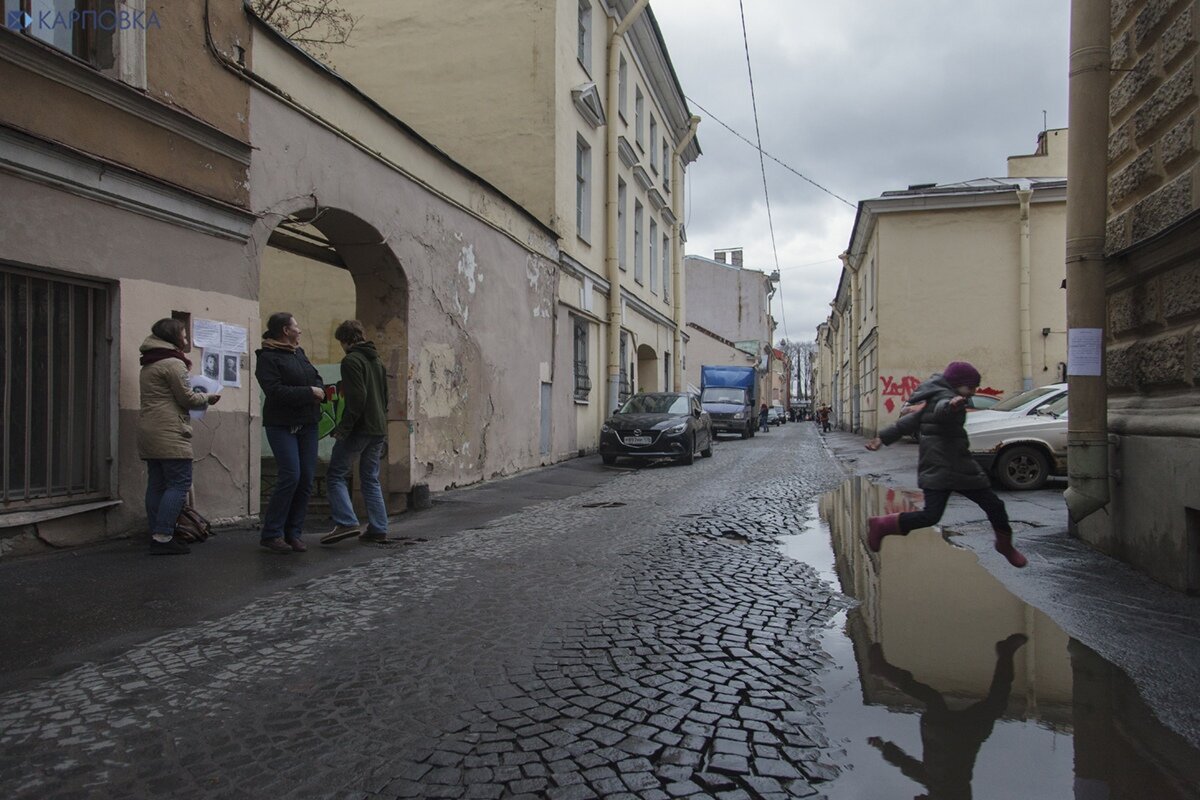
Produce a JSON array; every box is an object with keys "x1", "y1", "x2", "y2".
[
  {"x1": 138, "y1": 318, "x2": 220, "y2": 555},
  {"x1": 864, "y1": 361, "x2": 1027, "y2": 567},
  {"x1": 819, "y1": 406, "x2": 831, "y2": 432},
  {"x1": 321, "y1": 320, "x2": 391, "y2": 546},
  {"x1": 255, "y1": 312, "x2": 324, "y2": 554},
  {"x1": 759, "y1": 402, "x2": 770, "y2": 432}
]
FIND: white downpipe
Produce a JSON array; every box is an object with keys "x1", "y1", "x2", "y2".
[
  {"x1": 604, "y1": 0, "x2": 650, "y2": 415},
  {"x1": 1018, "y1": 187, "x2": 1034, "y2": 391},
  {"x1": 672, "y1": 115, "x2": 700, "y2": 391}
]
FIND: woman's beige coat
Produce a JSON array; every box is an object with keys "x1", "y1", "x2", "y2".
[{"x1": 136, "y1": 336, "x2": 211, "y2": 460}]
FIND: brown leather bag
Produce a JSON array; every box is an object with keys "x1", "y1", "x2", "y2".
[{"x1": 175, "y1": 504, "x2": 213, "y2": 543}]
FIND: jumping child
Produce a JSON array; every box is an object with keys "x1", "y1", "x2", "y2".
[{"x1": 864, "y1": 361, "x2": 1027, "y2": 568}]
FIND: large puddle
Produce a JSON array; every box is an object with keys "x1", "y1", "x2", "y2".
[{"x1": 781, "y1": 476, "x2": 1200, "y2": 800}]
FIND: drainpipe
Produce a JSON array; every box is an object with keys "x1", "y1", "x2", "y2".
[
  {"x1": 840, "y1": 252, "x2": 861, "y2": 433},
  {"x1": 1064, "y1": 0, "x2": 1111, "y2": 523},
  {"x1": 671, "y1": 115, "x2": 701, "y2": 391},
  {"x1": 1017, "y1": 185, "x2": 1034, "y2": 391},
  {"x1": 605, "y1": 0, "x2": 651, "y2": 415}
]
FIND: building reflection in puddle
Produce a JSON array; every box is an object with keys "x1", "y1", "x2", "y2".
[{"x1": 776, "y1": 476, "x2": 1200, "y2": 800}]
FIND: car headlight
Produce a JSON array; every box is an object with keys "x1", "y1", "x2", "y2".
[
  {"x1": 732, "y1": 412, "x2": 745, "y2": 420},
  {"x1": 601, "y1": 424, "x2": 612, "y2": 433},
  {"x1": 664, "y1": 422, "x2": 687, "y2": 435}
]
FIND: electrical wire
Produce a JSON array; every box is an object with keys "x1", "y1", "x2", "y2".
[
  {"x1": 737, "y1": 0, "x2": 788, "y2": 343},
  {"x1": 686, "y1": 96, "x2": 857, "y2": 210}
]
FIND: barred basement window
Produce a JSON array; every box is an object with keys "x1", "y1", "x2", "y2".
[
  {"x1": 1, "y1": 266, "x2": 111, "y2": 509},
  {"x1": 572, "y1": 316, "x2": 591, "y2": 401}
]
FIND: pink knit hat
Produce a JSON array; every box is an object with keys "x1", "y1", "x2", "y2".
[{"x1": 943, "y1": 361, "x2": 981, "y2": 388}]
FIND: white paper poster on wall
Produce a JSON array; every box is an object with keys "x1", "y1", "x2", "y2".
[
  {"x1": 221, "y1": 323, "x2": 248, "y2": 354},
  {"x1": 221, "y1": 353, "x2": 242, "y2": 388},
  {"x1": 1067, "y1": 327, "x2": 1104, "y2": 377},
  {"x1": 201, "y1": 349, "x2": 221, "y2": 382},
  {"x1": 192, "y1": 318, "x2": 223, "y2": 349}
]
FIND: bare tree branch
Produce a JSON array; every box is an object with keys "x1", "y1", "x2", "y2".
[{"x1": 250, "y1": 0, "x2": 357, "y2": 63}]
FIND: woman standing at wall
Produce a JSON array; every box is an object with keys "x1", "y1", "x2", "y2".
[
  {"x1": 138, "y1": 318, "x2": 220, "y2": 555},
  {"x1": 255, "y1": 312, "x2": 325, "y2": 554}
]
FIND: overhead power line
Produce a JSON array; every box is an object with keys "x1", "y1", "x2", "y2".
[
  {"x1": 685, "y1": 97, "x2": 858, "y2": 210},
  {"x1": 737, "y1": 0, "x2": 788, "y2": 343}
]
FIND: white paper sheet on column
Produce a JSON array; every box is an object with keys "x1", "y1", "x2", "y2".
[
  {"x1": 193, "y1": 318, "x2": 223, "y2": 349},
  {"x1": 1067, "y1": 327, "x2": 1104, "y2": 377},
  {"x1": 188, "y1": 375, "x2": 222, "y2": 419}
]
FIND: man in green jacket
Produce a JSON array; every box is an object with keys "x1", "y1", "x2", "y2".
[{"x1": 320, "y1": 320, "x2": 390, "y2": 545}]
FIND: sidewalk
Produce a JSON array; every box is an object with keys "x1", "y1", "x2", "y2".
[
  {"x1": 0, "y1": 457, "x2": 618, "y2": 694},
  {"x1": 818, "y1": 427, "x2": 1200, "y2": 748}
]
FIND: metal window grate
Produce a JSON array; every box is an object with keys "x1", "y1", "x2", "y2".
[{"x1": 1, "y1": 266, "x2": 109, "y2": 508}]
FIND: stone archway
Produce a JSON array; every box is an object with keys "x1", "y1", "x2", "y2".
[
  {"x1": 637, "y1": 344, "x2": 660, "y2": 393},
  {"x1": 254, "y1": 205, "x2": 411, "y2": 514}
]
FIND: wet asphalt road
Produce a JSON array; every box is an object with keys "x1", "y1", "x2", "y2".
[{"x1": 0, "y1": 423, "x2": 851, "y2": 798}]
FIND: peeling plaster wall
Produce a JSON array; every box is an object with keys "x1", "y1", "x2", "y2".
[
  {"x1": 0, "y1": 172, "x2": 255, "y2": 549},
  {"x1": 247, "y1": 67, "x2": 560, "y2": 493}
]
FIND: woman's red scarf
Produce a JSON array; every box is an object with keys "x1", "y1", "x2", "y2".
[{"x1": 140, "y1": 349, "x2": 192, "y2": 369}]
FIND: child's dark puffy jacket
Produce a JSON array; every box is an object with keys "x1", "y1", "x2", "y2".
[{"x1": 878, "y1": 374, "x2": 989, "y2": 491}]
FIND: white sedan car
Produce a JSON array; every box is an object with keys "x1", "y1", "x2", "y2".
[
  {"x1": 967, "y1": 395, "x2": 1068, "y2": 490},
  {"x1": 966, "y1": 382, "x2": 1067, "y2": 425}
]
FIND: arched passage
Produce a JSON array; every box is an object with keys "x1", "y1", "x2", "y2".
[
  {"x1": 637, "y1": 344, "x2": 660, "y2": 394},
  {"x1": 256, "y1": 205, "x2": 410, "y2": 514}
]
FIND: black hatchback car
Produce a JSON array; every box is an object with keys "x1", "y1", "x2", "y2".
[{"x1": 599, "y1": 392, "x2": 714, "y2": 466}]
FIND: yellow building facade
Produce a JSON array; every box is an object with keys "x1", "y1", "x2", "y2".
[{"x1": 819, "y1": 131, "x2": 1068, "y2": 436}]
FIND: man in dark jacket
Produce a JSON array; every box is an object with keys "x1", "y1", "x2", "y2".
[
  {"x1": 320, "y1": 320, "x2": 390, "y2": 545},
  {"x1": 863, "y1": 361, "x2": 1027, "y2": 568}
]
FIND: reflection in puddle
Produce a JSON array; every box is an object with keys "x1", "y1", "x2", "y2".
[{"x1": 779, "y1": 476, "x2": 1200, "y2": 800}]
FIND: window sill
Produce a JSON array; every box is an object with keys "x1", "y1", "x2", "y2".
[
  {"x1": 573, "y1": 398, "x2": 590, "y2": 405},
  {"x1": 0, "y1": 498, "x2": 122, "y2": 529},
  {"x1": 577, "y1": 233, "x2": 592, "y2": 247}
]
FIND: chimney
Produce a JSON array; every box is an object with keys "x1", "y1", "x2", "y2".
[{"x1": 714, "y1": 247, "x2": 744, "y2": 268}]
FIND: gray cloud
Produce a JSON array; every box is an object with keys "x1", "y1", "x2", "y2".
[{"x1": 655, "y1": 0, "x2": 1070, "y2": 342}]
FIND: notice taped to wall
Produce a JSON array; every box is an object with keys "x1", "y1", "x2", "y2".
[{"x1": 1067, "y1": 327, "x2": 1103, "y2": 377}]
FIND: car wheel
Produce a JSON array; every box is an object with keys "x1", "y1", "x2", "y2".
[
  {"x1": 741, "y1": 425, "x2": 751, "y2": 440},
  {"x1": 601, "y1": 454, "x2": 617, "y2": 466},
  {"x1": 701, "y1": 432, "x2": 713, "y2": 458},
  {"x1": 994, "y1": 445, "x2": 1049, "y2": 491},
  {"x1": 679, "y1": 435, "x2": 696, "y2": 465}
]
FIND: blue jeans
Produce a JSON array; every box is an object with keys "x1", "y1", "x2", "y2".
[
  {"x1": 326, "y1": 433, "x2": 388, "y2": 534},
  {"x1": 262, "y1": 424, "x2": 319, "y2": 541},
  {"x1": 145, "y1": 459, "x2": 193, "y2": 536}
]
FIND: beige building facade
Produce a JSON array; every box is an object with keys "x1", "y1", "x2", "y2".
[
  {"x1": 0, "y1": 1, "x2": 579, "y2": 555},
  {"x1": 329, "y1": 0, "x2": 700, "y2": 453},
  {"x1": 818, "y1": 131, "x2": 1069, "y2": 436},
  {"x1": 684, "y1": 250, "x2": 777, "y2": 401}
]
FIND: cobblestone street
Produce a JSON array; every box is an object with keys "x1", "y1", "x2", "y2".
[{"x1": 0, "y1": 424, "x2": 850, "y2": 799}]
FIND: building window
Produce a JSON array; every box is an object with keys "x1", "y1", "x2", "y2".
[
  {"x1": 633, "y1": 201, "x2": 644, "y2": 283},
  {"x1": 635, "y1": 87, "x2": 644, "y2": 149},
  {"x1": 576, "y1": 0, "x2": 592, "y2": 72},
  {"x1": 575, "y1": 136, "x2": 591, "y2": 242},
  {"x1": 649, "y1": 219, "x2": 658, "y2": 294},
  {"x1": 662, "y1": 141, "x2": 671, "y2": 191},
  {"x1": 5, "y1": 0, "x2": 117, "y2": 68},
  {"x1": 572, "y1": 316, "x2": 590, "y2": 401},
  {"x1": 617, "y1": 178, "x2": 627, "y2": 271},
  {"x1": 618, "y1": 54, "x2": 628, "y2": 121},
  {"x1": 649, "y1": 116, "x2": 658, "y2": 172},
  {"x1": 1, "y1": 265, "x2": 110, "y2": 508},
  {"x1": 662, "y1": 232, "x2": 670, "y2": 301}
]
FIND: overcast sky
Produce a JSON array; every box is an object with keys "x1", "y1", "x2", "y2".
[{"x1": 652, "y1": 0, "x2": 1071, "y2": 344}]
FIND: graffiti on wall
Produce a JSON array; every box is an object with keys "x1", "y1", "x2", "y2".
[{"x1": 880, "y1": 374, "x2": 1004, "y2": 414}]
